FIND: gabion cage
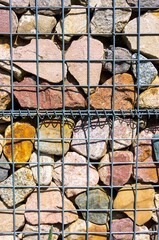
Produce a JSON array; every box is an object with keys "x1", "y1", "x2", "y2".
[{"x1": 0, "y1": 0, "x2": 159, "y2": 239}]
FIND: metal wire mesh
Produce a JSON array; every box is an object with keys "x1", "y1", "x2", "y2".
[{"x1": 0, "y1": 0, "x2": 159, "y2": 239}]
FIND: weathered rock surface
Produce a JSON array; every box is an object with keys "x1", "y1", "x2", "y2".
[
  {"x1": 0, "y1": 38, "x2": 24, "y2": 80},
  {"x1": 123, "y1": 12, "x2": 159, "y2": 59},
  {"x1": 0, "y1": 167, "x2": 36, "y2": 207},
  {"x1": 64, "y1": 218, "x2": 108, "y2": 240},
  {"x1": 18, "y1": 11, "x2": 57, "y2": 39},
  {"x1": 14, "y1": 76, "x2": 86, "y2": 109},
  {"x1": 30, "y1": 152, "x2": 54, "y2": 186},
  {"x1": 0, "y1": 153, "x2": 10, "y2": 182},
  {"x1": 0, "y1": 4, "x2": 18, "y2": 33},
  {"x1": 131, "y1": 53, "x2": 158, "y2": 89},
  {"x1": 90, "y1": 73, "x2": 136, "y2": 110},
  {"x1": 152, "y1": 134, "x2": 159, "y2": 162},
  {"x1": 149, "y1": 224, "x2": 159, "y2": 240},
  {"x1": 71, "y1": 118, "x2": 110, "y2": 160},
  {"x1": 0, "y1": 200, "x2": 25, "y2": 232},
  {"x1": 30, "y1": 0, "x2": 71, "y2": 15},
  {"x1": 75, "y1": 188, "x2": 110, "y2": 225},
  {"x1": 127, "y1": 0, "x2": 159, "y2": 9},
  {"x1": 22, "y1": 223, "x2": 60, "y2": 240},
  {"x1": 0, "y1": 69, "x2": 11, "y2": 110},
  {"x1": 0, "y1": 0, "x2": 29, "y2": 13},
  {"x1": 98, "y1": 151, "x2": 133, "y2": 186},
  {"x1": 13, "y1": 39, "x2": 67, "y2": 83},
  {"x1": 139, "y1": 87, "x2": 159, "y2": 108},
  {"x1": 91, "y1": 0, "x2": 132, "y2": 36},
  {"x1": 133, "y1": 126, "x2": 159, "y2": 183},
  {"x1": 112, "y1": 218, "x2": 150, "y2": 240},
  {"x1": 65, "y1": 36, "x2": 103, "y2": 94},
  {"x1": 109, "y1": 117, "x2": 137, "y2": 150},
  {"x1": 3, "y1": 122, "x2": 35, "y2": 167},
  {"x1": 56, "y1": 6, "x2": 87, "y2": 42},
  {"x1": 35, "y1": 118, "x2": 74, "y2": 155},
  {"x1": 152, "y1": 192, "x2": 159, "y2": 223},
  {"x1": 113, "y1": 183, "x2": 155, "y2": 225},
  {"x1": 103, "y1": 46, "x2": 132, "y2": 74},
  {"x1": 25, "y1": 182, "x2": 78, "y2": 225},
  {"x1": 53, "y1": 151, "x2": 99, "y2": 197}
]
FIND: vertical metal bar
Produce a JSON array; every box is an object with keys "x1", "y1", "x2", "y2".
[
  {"x1": 9, "y1": 1, "x2": 16, "y2": 239},
  {"x1": 86, "y1": 0, "x2": 91, "y2": 239},
  {"x1": 133, "y1": 0, "x2": 141, "y2": 239},
  {"x1": 61, "y1": 0, "x2": 66, "y2": 239},
  {"x1": 35, "y1": 1, "x2": 41, "y2": 239},
  {"x1": 109, "y1": 1, "x2": 116, "y2": 239}
]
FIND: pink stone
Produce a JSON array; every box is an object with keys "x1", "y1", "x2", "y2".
[
  {"x1": 65, "y1": 36, "x2": 103, "y2": 94},
  {"x1": 98, "y1": 151, "x2": 133, "y2": 186},
  {"x1": 0, "y1": 0, "x2": 29, "y2": 13},
  {"x1": 53, "y1": 151, "x2": 99, "y2": 197},
  {"x1": 25, "y1": 182, "x2": 78, "y2": 225},
  {"x1": 13, "y1": 39, "x2": 67, "y2": 83},
  {"x1": 112, "y1": 218, "x2": 150, "y2": 240},
  {"x1": 133, "y1": 125, "x2": 159, "y2": 183},
  {"x1": 0, "y1": 4, "x2": 18, "y2": 33},
  {"x1": 14, "y1": 76, "x2": 86, "y2": 109},
  {"x1": 109, "y1": 117, "x2": 137, "y2": 150}
]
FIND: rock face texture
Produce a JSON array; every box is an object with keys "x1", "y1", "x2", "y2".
[
  {"x1": 3, "y1": 122, "x2": 35, "y2": 167},
  {"x1": 13, "y1": 39, "x2": 67, "y2": 83},
  {"x1": 65, "y1": 36, "x2": 103, "y2": 94},
  {"x1": 34, "y1": 118, "x2": 74, "y2": 155},
  {"x1": 71, "y1": 117, "x2": 110, "y2": 159},
  {"x1": 91, "y1": 0, "x2": 132, "y2": 35},
  {"x1": 0, "y1": 2, "x2": 158, "y2": 239},
  {"x1": 90, "y1": 73, "x2": 136, "y2": 110},
  {"x1": 113, "y1": 183, "x2": 155, "y2": 225},
  {"x1": 25, "y1": 182, "x2": 78, "y2": 225},
  {"x1": 124, "y1": 12, "x2": 159, "y2": 59},
  {"x1": 53, "y1": 151, "x2": 99, "y2": 197}
]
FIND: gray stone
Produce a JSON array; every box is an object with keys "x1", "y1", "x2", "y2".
[
  {"x1": 0, "y1": 153, "x2": 10, "y2": 182},
  {"x1": 30, "y1": 152, "x2": 54, "y2": 186},
  {"x1": 53, "y1": 151, "x2": 99, "y2": 197},
  {"x1": 91, "y1": 0, "x2": 132, "y2": 36},
  {"x1": 0, "y1": 0, "x2": 29, "y2": 13},
  {"x1": 0, "y1": 167, "x2": 36, "y2": 207},
  {"x1": 127, "y1": 0, "x2": 159, "y2": 9},
  {"x1": 104, "y1": 46, "x2": 132, "y2": 74},
  {"x1": 56, "y1": 6, "x2": 87, "y2": 42},
  {"x1": 152, "y1": 134, "x2": 159, "y2": 162},
  {"x1": 29, "y1": 0, "x2": 71, "y2": 15},
  {"x1": 131, "y1": 53, "x2": 158, "y2": 89},
  {"x1": 75, "y1": 188, "x2": 110, "y2": 225},
  {"x1": 71, "y1": 118, "x2": 110, "y2": 160},
  {"x1": 18, "y1": 11, "x2": 57, "y2": 39}
]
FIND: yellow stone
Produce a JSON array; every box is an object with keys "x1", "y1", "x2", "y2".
[
  {"x1": 3, "y1": 122, "x2": 36, "y2": 167},
  {"x1": 113, "y1": 183, "x2": 155, "y2": 225}
]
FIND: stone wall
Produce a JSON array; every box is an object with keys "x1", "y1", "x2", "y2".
[{"x1": 0, "y1": 0, "x2": 159, "y2": 239}]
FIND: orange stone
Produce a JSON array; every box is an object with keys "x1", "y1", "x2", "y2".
[
  {"x1": 3, "y1": 122, "x2": 35, "y2": 167},
  {"x1": 89, "y1": 73, "x2": 136, "y2": 110},
  {"x1": 65, "y1": 218, "x2": 108, "y2": 240}
]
